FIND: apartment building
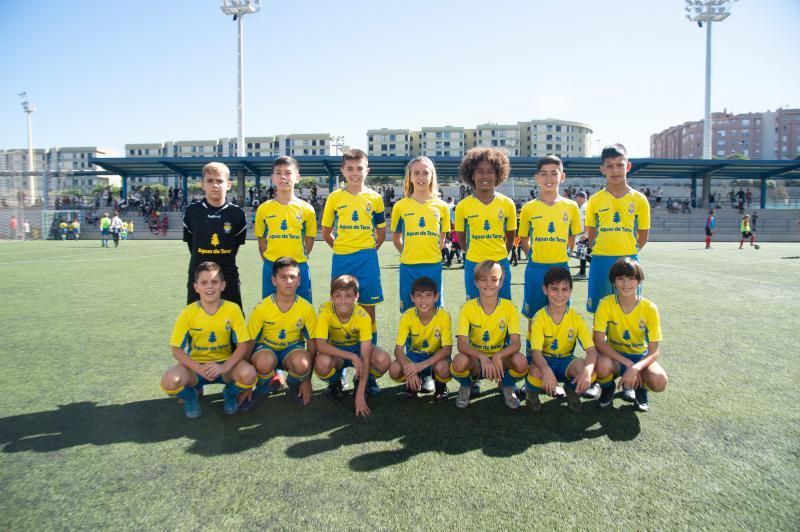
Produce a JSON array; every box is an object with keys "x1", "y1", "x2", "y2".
[
  {"x1": 367, "y1": 129, "x2": 412, "y2": 157},
  {"x1": 650, "y1": 108, "x2": 800, "y2": 160},
  {"x1": 475, "y1": 123, "x2": 521, "y2": 157},
  {"x1": 517, "y1": 119, "x2": 593, "y2": 158}
]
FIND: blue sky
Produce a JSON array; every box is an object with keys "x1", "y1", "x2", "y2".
[{"x1": 1, "y1": 0, "x2": 798, "y2": 157}]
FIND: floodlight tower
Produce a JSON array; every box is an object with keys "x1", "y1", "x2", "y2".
[
  {"x1": 19, "y1": 92, "x2": 36, "y2": 202},
  {"x1": 685, "y1": 0, "x2": 736, "y2": 160},
  {"x1": 220, "y1": 0, "x2": 261, "y2": 158}
]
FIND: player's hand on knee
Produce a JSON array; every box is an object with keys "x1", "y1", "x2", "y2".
[{"x1": 543, "y1": 369, "x2": 558, "y2": 396}]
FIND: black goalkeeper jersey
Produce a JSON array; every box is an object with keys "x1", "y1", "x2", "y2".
[{"x1": 183, "y1": 200, "x2": 247, "y2": 281}]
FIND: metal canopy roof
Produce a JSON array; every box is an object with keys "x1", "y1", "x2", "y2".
[{"x1": 89, "y1": 156, "x2": 800, "y2": 181}]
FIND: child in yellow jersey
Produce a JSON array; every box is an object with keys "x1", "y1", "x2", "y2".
[
  {"x1": 312, "y1": 275, "x2": 391, "y2": 417},
  {"x1": 242, "y1": 257, "x2": 317, "y2": 411},
  {"x1": 518, "y1": 155, "x2": 581, "y2": 323},
  {"x1": 59, "y1": 220, "x2": 68, "y2": 240},
  {"x1": 455, "y1": 148, "x2": 517, "y2": 300},
  {"x1": 71, "y1": 218, "x2": 81, "y2": 240},
  {"x1": 594, "y1": 258, "x2": 668, "y2": 412},
  {"x1": 451, "y1": 260, "x2": 529, "y2": 409},
  {"x1": 585, "y1": 144, "x2": 650, "y2": 312},
  {"x1": 255, "y1": 157, "x2": 317, "y2": 302},
  {"x1": 322, "y1": 149, "x2": 385, "y2": 322},
  {"x1": 389, "y1": 277, "x2": 452, "y2": 400},
  {"x1": 391, "y1": 156, "x2": 451, "y2": 312},
  {"x1": 160, "y1": 262, "x2": 256, "y2": 419},
  {"x1": 525, "y1": 267, "x2": 597, "y2": 413}
]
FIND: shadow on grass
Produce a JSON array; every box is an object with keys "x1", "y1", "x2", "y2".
[
  {"x1": 286, "y1": 385, "x2": 641, "y2": 472},
  {"x1": 0, "y1": 386, "x2": 639, "y2": 468}
]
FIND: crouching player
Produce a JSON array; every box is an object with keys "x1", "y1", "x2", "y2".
[
  {"x1": 525, "y1": 267, "x2": 597, "y2": 413},
  {"x1": 313, "y1": 275, "x2": 391, "y2": 417},
  {"x1": 389, "y1": 277, "x2": 452, "y2": 400},
  {"x1": 242, "y1": 257, "x2": 317, "y2": 410},
  {"x1": 160, "y1": 262, "x2": 256, "y2": 418},
  {"x1": 450, "y1": 260, "x2": 528, "y2": 409},
  {"x1": 593, "y1": 258, "x2": 668, "y2": 412}
]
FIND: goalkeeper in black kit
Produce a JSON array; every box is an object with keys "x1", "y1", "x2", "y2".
[{"x1": 183, "y1": 162, "x2": 247, "y2": 309}]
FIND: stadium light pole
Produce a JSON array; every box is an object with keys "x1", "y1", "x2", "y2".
[
  {"x1": 685, "y1": 0, "x2": 736, "y2": 207},
  {"x1": 19, "y1": 92, "x2": 36, "y2": 204}
]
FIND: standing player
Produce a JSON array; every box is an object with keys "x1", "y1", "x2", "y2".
[
  {"x1": 705, "y1": 209, "x2": 715, "y2": 249},
  {"x1": 321, "y1": 149, "x2": 385, "y2": 393},
  {"x1": 243, "y1": 257, "x2": 317, "y2": 409},
  {"x1": 183, "y1": 162, "x2": 247, "y2": 309},
  {"x1": 99, "y1": 213, "x2": 111, "y2": 247},
  {"x1": 593, "y1": 258, "x2": 668, "y2": 412},
  {"x1": 739, "y1": 214, "x2": 758, "y2": 249},
  {"x1": 455, "y1": 148, "x2": 517, "y2": 300},
  {"x1": 518, "y1": 155, "x2": 581, "y2": 324},
  {"x1": 585, "y1": 144, "x2": 650, "y2": 313},
  {"x1": 391, "y1": 156, "x2": 450, "y2": 312},
  {"x1": 254, "y1": 156, "x2": 317, "y2": 302},
  {"x1": 450, "y1": 260, "x2": 529, "y2": 409},
  {"x1": 109, "y1": 211, "x2": 124, "y2": 248},
  {"x1": 160, "y1": 262, "x2": 256, "y2": 418}
]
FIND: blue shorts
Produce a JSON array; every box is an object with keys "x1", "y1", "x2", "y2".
[
  {"x1": 262, "y1": 260, "x2": 312, "y2": 303},
  {"x1": 403, "y1": 351, "x2": 436, "y2": 378},
  {"x1": 332, "y1": 248, "x2": 383, "y2": 305},
  {"x1": 333, "y1": 343, "x2": 362, "y2": 369},
  {"x1": 543, "y1": 355, "x2": 578, "y2": 383},
  {"x1": 617, "y1": 353, "x2": 644, "y2": 377},
  {"x1": 464, "y1": 258, "x2": 512, "y2": 300},
  {"x1": 254, "y1": 341, "x2": 307, "y2": 369},
  {"x1": 399, "y1": 262, "x2": 443, "y2": 313},
  {"x1": 522, "y1": 261, "x2": 569, "y2": 319},
  {"x1": 192, "y1": 373, "x2": 225, "y2": 388},
  {"x1": 101, "y1": 229, "x2": 109, "y2": 237},
  {"x1": 587, "y1": 254, "x2": 639, "y2": 313}
]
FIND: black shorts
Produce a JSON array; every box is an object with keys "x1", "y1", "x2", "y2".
[
  {"x1": 741, "y1": 231, "x2": 752, "y2": 239},
  {"x1": 705, "y1": 227, "x2": 713, "y2": 236}
]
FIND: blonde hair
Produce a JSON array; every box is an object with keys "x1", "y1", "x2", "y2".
[
  {"x1": 403, "y1": 156, "x2": 439, "y2": 198},
  {"x1": 202, "y1": 162, "x2": 231, "y2": 181}
]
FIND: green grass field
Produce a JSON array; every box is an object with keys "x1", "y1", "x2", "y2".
[{"x1": 1, "y1": 240, "x2": 798, "y2": 530}]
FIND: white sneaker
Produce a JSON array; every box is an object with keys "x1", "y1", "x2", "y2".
[
  {"x1": 421, "y1": 375, "x2": 435, "y2": 394},
  {"x1": 621, "y1": 388, "x2": 636, "y2": 402}
]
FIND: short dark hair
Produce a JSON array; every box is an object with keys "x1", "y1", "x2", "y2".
[
  {"x1": 459, "y1": 148, "x2": 510, "y2": 189},
  {"x1": 330, "y1": 274, "x2": 359, "y2": 295},
  {"x1": 543, "y1": 266, "x2": 572, "y2": 289},
  {"x1": 272, "y1": 256, "x2": 299, "y2": 276},
  {"x1": 608, "y1": 257, "x2": 645, "y2": 284},
  {"x1": 194, "y1": 261, "x2": 224, "y2": 282},
  {"x1": 272, "y1": 156, "x2": 299, "y2": 172},
  {"x1": 536, "y1": 155, "x2": 564, "y2": 173},
  {"x1": 341, "y1": 148, "x2": 368, "y2": 166},
  {"x1": 600, "y1": 143, "x2": 628, "y2": 163},
  {"x1": 411, "y1": 276, "x2": 438, "y2": 295}
]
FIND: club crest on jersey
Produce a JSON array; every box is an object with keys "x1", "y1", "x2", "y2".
[
  {"x1": 364, "y1": 203, "x2": 373, "y2": 214},
  {"x1": 433, "y1": 210, "x2": 440, "y2": 220},
  {"x1": 223, "y1": 221, "x2": 232, "y2": 234},
  {"x1": 628, "y1": 203, "x2": 635, "y2": 215},
  {"x1": 639, "y1": 319, "x2": 646, "y2": 330},
  {"x1": 497, "y1": 210, "x2": 504, "y2": 222},
  {"x1": 567, "y1": 328, "x2": 575, "y2": 340},
  {"x1": 296, "y1": 318, "x2": 304, "y2": 329},
  {"x1": 563, "y1": 212, "x2": 569, "y2": 223},
  {"x1": 499, "y1": 320, "x2": 506, "y2": 330},
  {"x1": 295, "y1": 212, "x2": 303, "y2": 222},
  {"x1": 434, "y1": 330, "x2": 441, "y2": 338},
  {"x1": 225, "y1": 320, "x2": 231, "y2": 331}
]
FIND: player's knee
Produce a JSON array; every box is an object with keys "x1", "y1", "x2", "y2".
[
  {"x1": 434, "y1": 359, "x2": 451, "y2": 378},
  {"x1": 595, "y1": 355, "x2": 613, "y2": 377},
  {"x1": 372, "y1": 349, "x2": 391, "y2": 372},
  {"x1": 529, "y1": 365, "x2": 543, "y2": 379},
  {"x1": 648, "y1": 372, "x2": 668, "y2": 392},
  {"x1": 451, "y1": 353, "x2": 470, "y2": 373},
  {"x1": 253, "y1": 350, "x2": 277, "y2": 373},
  {"x1": 568, "y1": 359, "x2": 585, "y2": 378},
  {"x1": 314, "y1": 354, "x2": 332, "y2": 374},
  {"x1": 288, "y1": 352, "x2": 312, "y2": 375},
  {"x1": 510, "y1": 353, "x2": 528, "y2": 374},
  {"x1": 388, "y1": 361, "x2": 403, "y2": 380},
  {"x1": 160, "y1": 371, "x2": 182, "y2": 392}
]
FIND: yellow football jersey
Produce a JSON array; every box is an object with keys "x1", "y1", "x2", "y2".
[
  {"x1": 456, "y1": 298, "x2": 521, "y2": 355},
  {"x1": 321, "y1": 188, "x2": 386, "y2": 254},
  {"x1": 518, "y1": 198, "x2": 581, "y2": 264},
  {"x1": 391, "y1": 197, "x2": 451, "y2": 264},
  {"x1": 593, "y1": 295, "x2": 662, "y2": 356},
  {"x1": 455, "y1": 194, "x2": 517, "y2": 262},
  {"x1": 254, "y1": 198, "x2": 317, "y2": 262},
  {"x1": 169, "y1": 301, "x2": 251, "y2": 363},
  {"x1": 312, "y1": 301, "x2": 372, "y2": 347},
  {"x1": 585, "y1": 189, "x2": 650, "y2": 256},
  {"x1": 247, "y1": 295, "x2": 316, "y2": 351},
  {"x1": 395, "y1": 307, "x2": 453, "y2": 356},
  {"x1": 529, "y1": 306, "x2": 594, "y2": 358}
]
